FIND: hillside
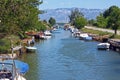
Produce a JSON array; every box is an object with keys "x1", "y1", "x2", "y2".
[{"x1": 39, "y1": 8, "x2": 105, "y2": 23}]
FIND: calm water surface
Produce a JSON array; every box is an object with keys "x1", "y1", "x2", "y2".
[{"x1": 21, "y1": 29, "x2": 120, "y2": 80}]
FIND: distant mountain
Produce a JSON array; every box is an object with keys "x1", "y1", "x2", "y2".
[{"x1": 39, "y1": 8, "x2": 105, "y2": 23}]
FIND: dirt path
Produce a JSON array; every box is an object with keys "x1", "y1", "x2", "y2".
[{"x1": 85, "y1": 26, "x2": 120, "y2": 35}]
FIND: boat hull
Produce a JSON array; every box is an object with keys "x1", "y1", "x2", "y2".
[
  {"x1": 25, "y1": 46, "x2": 37, "y2": 52},
  {"x1": 97, "y1": 43, "x2": 110, "y2": 50}
]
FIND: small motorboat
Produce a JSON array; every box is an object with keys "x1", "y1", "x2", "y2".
[
  {"x1": 43, "y1": 30, "x2": 52, "y2": 39},
  {"x1": 84, "y1": 36, "x2": 92, "y2": 41},
  {"x1": 44, "y1": 30, "x2": 52, "y2": 36},
  {"x1": 79, "y1": 33, "x2": 92, "y2": 41},
  {"x1": 25, "y1": 46, "x2": 37, "y2": 50},
  {"x1": 25, "y1": 46, "x2": 37, "y2": 52},
  {"x1": 97, "y1": 43, "x2": 110, "y2": 50}
]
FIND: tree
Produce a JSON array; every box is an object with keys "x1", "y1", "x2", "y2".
[
  {"x1": 74, "y1": 17, "x2": 87, "y2": 29},
  {"x1": 69, "y1": 8, "x2": 83, "y2": 25},
  {"x1": 48, "y1": 17, "x2": 56, "y2": 26},
  {"x1": 104, "y1": 6, "x2": 120, "y2": 34},
  {"x1": 0, "y1": 0, "x2": 44, "y2": 35},
  {"x1": 88, "y1": 19, "x2": 95, "y2": 26},
  {"x1": 39, "y1": 21, "x2": 47, "y2": 31},
  {"x1": 96, "y1": 13, "x2": 107, "y2": 28},
  {"x1": 43, "y1": 20, "x2": 47, "y2": 24},
  {"x1": 96, "y1": 5, "x2": 120, "y2": 35}
]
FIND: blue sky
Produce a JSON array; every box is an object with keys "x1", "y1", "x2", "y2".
[{"x1": 39, "y1": 0, "x2": 120, "y2": 9}]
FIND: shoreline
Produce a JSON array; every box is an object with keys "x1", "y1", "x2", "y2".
[{"x1": 81, "y1": 27, "x2": 120, "y2": 52}]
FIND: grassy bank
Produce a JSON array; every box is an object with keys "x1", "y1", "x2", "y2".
[
  {"x1": 0, "y1": 35, "x2": 21, "y2": 54},
  {"x1": 81, "y1": 28, "x2": 120, "y2": 39}
]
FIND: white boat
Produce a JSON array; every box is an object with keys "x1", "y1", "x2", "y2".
[
  {"x1": 25, "y1": 46, "x2": 37, "y2": 50},
  {"x1": 39, "y1": 35, "x2": 47, "y2": 39},
  {"x1": 44, "y1": 30, "x2": 52, "y2": 36},
  {"x1": 25, "y1": 46, "x2": 37, "y2": 52},
  {"x1": 79, "y1": 33, "x2": 92, "y2": 40},
  {"x1": 52, "y1": 28, "x2": 58, "y2": 31},
  {"x1": 97, "y1": 43, "x2": 110, "y2": 50},
  {"x1": 73, "y1": 31, "x2": 81, "y2": 37},
  {"x1": 0, "y1": 59, "x2": 28, "y2": 80},
  {"x1": 69, "y1": 27, "x2": 75, "y2": 33},
  {"x1": 43, "y1": 30, "x2": 52, "y2": 39},
  {"x1": 44, "y1": 36, "x2": 52, "y2": 39}
]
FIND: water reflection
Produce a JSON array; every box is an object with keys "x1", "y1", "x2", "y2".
[{"x1": 19, "y1": 53, "x2": 39, "y2": 80}]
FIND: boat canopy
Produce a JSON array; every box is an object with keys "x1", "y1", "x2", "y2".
[{"x1": 0, "y1": 60, "x2": 29, "y2": 74}]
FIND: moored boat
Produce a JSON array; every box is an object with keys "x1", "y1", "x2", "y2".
[
  {"x1": 0, "y1": 57, "x2": 29, "y2": 80},
  {"x1": 25, "y1": 46, "x2": 37, "y2": 52},
  {"x1": 97, "y1": 43, "x2": 110, "y2": 50},
  {"x1": 79, "y1": 33, "x2": 92, "y2": 41},
  {"x1": 43, "y1": 30, "x2": 52, "y2": 39},
  {"x1": 44, "y1": 30, "x2": 52, "y2": 36}
]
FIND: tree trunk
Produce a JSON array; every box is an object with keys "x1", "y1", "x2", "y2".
[{"x1": 114, "y1": 29, "x2": 117, "y2": 35}]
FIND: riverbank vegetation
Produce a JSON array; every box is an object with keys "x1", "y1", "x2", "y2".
[
  {"x1": 69, "y1": 8, "x2": 87, "y2": 29},
  {"x1": 0, "y1": 0, "x2": 46, "y2": 35},
  {"x1": 69, "y1": 6, "x2": 120, "y2": 39},
  {"x1": 0, "y1": 0, "x2": 50, "y2": 53},
  {"x1": 89, "y1": 5, "x2": 120, "y2": 35},
  {"x1": 81, "y1": 28, "x2": 112, "y2": 36},
  {"x1": 82, "y1": 28, "x2": 120, "y2": 39},
  {"x1": 48, "y1": 17, "x2": 56, "y2": 27},
  {"x1": 0, "y1": 35, "x2": 21, "y2": 54}
]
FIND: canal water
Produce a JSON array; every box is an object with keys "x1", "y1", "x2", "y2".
[{"x1": 21, "y1": 29, "x2": 120, "y2": 80}]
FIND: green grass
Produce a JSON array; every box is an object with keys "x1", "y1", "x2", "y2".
[
  {"x1": 110, "y1": 34, "x2": 120, "y2": 39},
  {"x1": 81, "y1": 28, "x2": 120, "y2": 39}
]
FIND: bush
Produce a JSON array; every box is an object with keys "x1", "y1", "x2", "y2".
[
  {"x1": 0, "y1": 35, "x2": 21, "y2": 54},
  {"x1": 0, "y1": 39, "x2": 11, "y2": 54},
  {"x1": 74, "y1": 17, "x2": 87, "y2": 29}
]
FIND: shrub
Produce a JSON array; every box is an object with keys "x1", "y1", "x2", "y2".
[{"x1": 0, "y1": 39, "x2": 11, "y2": 54}]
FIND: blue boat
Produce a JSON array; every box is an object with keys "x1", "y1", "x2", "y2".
[
  {"x1": 0, "y1": 59, "x2": 29, "y2": 80},
  {"x1": 3, "y1": 60, "x2": 29, "y2": 74},
  {"x1": 84, "y1": 36, "x2": 92, "y2": 41}
]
